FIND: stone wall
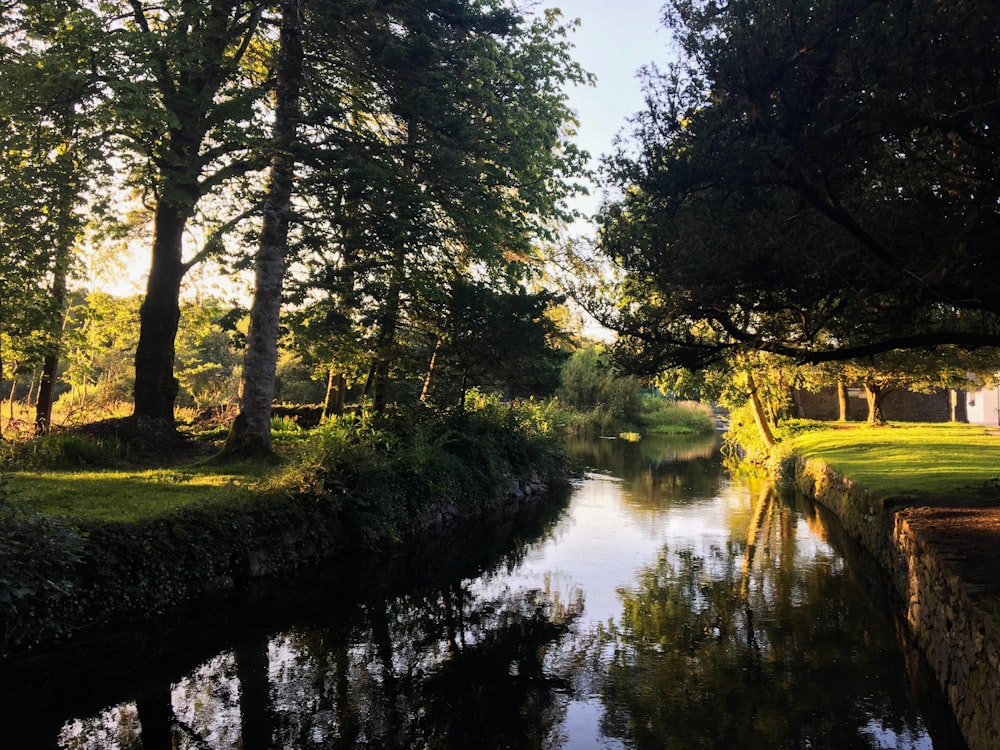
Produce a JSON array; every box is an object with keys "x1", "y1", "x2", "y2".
[
  {"x1": 792, "y1": 457, "x2": 1000, "y2": 750},
  {"x1": 791, "y1": 387, "x2": 962, "y2": 423},
  {"x1": 0, "y1": 470, "x2": 559, "y2": 659}
]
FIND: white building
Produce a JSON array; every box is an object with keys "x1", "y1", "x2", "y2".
[{"x1": 965, "y1": 383, "x2": 1000, "y2": 426}]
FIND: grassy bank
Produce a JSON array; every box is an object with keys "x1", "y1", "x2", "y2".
[
  {"x1": 638, "y1": 396, "x2": 716, "y2": 435},
  {"x1": 785, "y1": 423, "x2": 1000, "y2": 499},
  {"x1": 0, "y1": 396, "x2": 573, "y2": 656},
  {"x1": 565, "y1": 395, "x2": 717, "y2": 438}
]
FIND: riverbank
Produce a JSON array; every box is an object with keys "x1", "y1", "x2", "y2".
[
  {"x1": 0, "y1": 401, "x2": 574, "y2": 659},
  {"x1": 781, "y1": 427, "x2": 1000, "y2": 750}
]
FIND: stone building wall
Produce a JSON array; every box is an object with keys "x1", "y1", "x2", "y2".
[{"x1": 792, "y1": 387, "x2": 963, "y2": 422}]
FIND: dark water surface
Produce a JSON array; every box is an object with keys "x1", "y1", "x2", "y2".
[{"x1": 0, "y1": 434, "x2": 966, "y2": 749}]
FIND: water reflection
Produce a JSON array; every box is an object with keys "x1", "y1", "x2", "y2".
[
  {"x1": 1, "y1": 435, "x2": 962, "y2": 749},
  {"x1": 598, "y1": 491, "x2": 932, "y2": 749}
]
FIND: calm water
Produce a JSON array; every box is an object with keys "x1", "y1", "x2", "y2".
[{"x1": 0, "y1": 434, "x2": 965, "y2": 749}]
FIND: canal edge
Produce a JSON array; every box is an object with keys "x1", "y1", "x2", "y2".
[{"x1": 787, "y1": 453, "x2": 1000, "y2": 750}]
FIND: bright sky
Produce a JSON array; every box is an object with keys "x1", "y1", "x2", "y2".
[{"x1": 558, "y1": 0, "x2": 674, "y2": 223}]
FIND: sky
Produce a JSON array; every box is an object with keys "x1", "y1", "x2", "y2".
[{"x1": 556, "y1": 0, "x2": 675, "y2": 223}]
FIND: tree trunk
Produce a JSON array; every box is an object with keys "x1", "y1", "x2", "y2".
[
  {"x1": 419, "y1": 337, "x2": 441, "y2": 403},
  {"x1": 366, "y1": 255, "x2": 404, "y2": 413},
  {"x1": 35, "y1": 265, "x2": 70, "y2": 434},
  {"x1": 133, "y1": 202, "x2": 187, "y2": 425},
  {"x1": 745, "y1": 370, "x2": 776, "y2": 450},
  {"x1": 365, "y1": 121, "x2": 415, "y2": 413},
  {"x1": 333, "y1": 372, "x2": 346, "y2": 416},
  {"x1": 321, "y1": 370, "x2": 347, "y2": 421},
  {"x1": 236, "y1": 639, "x2": 274, "y2": 750},
  {"x1": 458, "y1": 369, "x2": 469, "y2": 411},
  {"x1": 321, "y1": 368, "x2": 335, "y2": 421},
  {"x1": 864, "y1": 381, "x2": 887, "y2": 426},
  {"x1": 836, "y1": 380, "x2": 849, "y2": 422},
  {"x1": 35, "y1": 121, "x2": 79, "y2": 434},
  {"x1": 224, "y1": 0, "x2": 303, "y2": 457},
  {"x1": 34, "y1": 355, "x2": 59, "y2": 434},
  {"x1": 7, "y1": 375, "x2": 17, "y2": 424}
]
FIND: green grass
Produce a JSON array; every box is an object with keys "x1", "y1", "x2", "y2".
[
  {"x1": 4, "y1": 463, "x2": 281, "y2": 523},
  {"x1": 639, "y1": 397, "x2": 716, "y2": 435},
  {"x1": 788, "y1": 423, "x2": 1000, "y2": 498}
]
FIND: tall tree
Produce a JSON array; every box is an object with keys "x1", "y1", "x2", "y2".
[
  {"x1": 225, "y1": 0, "x2": 303, "y2": 456},
  {"x1": 0, "y1": 2, "x2": 105, "y2": 430},
  {"x1": 598, "y1": 0, "x2": 1000, "y2": 372},
  {"x1": 109, "y1": 0, "x2": 267, "y2": 425},
  {"x1": 296, "y1": 1, "x2": 590, "y2": 411}
]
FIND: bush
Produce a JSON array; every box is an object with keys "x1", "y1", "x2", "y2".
[
  {"x1": 294, "y1": 396, "x2": 571, "y2": 545},
  {"x1": 270, "y1": 414, "x2": 309, "y2": 443},
  {"x1": 557, "y1": 347, "x2": 643, "y2": 434},
  {"x1": 0, "y1": 432, "x2": 123, "y2": 470}
]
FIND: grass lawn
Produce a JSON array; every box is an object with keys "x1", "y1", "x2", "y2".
[
  {"x1": 4, "y1": 463, "x2": 284, "y2": 523},
  {"x1": 787, "y1": 423, "x2": 1000, "y2": 499}
]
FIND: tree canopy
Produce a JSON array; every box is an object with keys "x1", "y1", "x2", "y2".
[
  {"x1": 1, "y1": 0, "x2": 590, "y2": 440},
  {"x1": 598, "y1": 0, "x2": 1000, "y2": 374}
]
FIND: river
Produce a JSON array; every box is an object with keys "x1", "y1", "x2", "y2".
[{"x1": 0, "y1": 434, "x2": 966, "y2": 749}]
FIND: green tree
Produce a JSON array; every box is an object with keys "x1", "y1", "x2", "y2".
[
  {"x1": 825, "y1": 348, "x2": 997, "y2": 426},
  {"x1": 295, "y1": 1, "x2": 590, "y2": 412},
  {"x1": 598, "y1": 0, "x2": 1000, "y2": 371},
  {"x1": 59, "y1": 293, "x2": 141, "y2": 418},
  {"x1": 419, "y1": 280, "x2": 569, "y2": 408},
  {"x1": 106, "y1": 0, "x2": 268, "y2": 424},
  {"x1": 175, "y1": 298, "x2": 242, "y2": 409},
  {"x1": 0, "y1": 2, "x2": 107, "y2": 432}
]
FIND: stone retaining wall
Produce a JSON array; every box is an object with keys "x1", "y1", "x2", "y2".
[
  {"x1": 792, "y1": 456, "x2": 1000, "y2": 750},
  {"x1": 0, "y1": 471, "x2": 558, "y2": 660}
]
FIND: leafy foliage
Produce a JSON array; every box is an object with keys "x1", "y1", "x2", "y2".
[
  {"x1": 599, "y1": 0, "x2": 1000, "y2": 371},
  {"x1": 296, "y1": 397, "x2": 570, "y2": 544},
  {"x1": 0, "y1": 433, "x2": 124, "y2": 470},
  {"x1": 281, "y1": 1, "x2": 591, "y2": 415},
  {"x1": 557, "y1": 346, "x2": 643, "y2": 433},
  {"x1": 0, "y1": 477, "x2": 87, "y2": 651},
  {"x1": 639, "y1": 396, "x2": 715, "y2": 435}
]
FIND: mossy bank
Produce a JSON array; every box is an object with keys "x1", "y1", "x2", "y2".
[
  {"x1": 0, "y1": 400, "x2": 573, "y2": 659},
  {"x1": 787, "y1": 454, "x2": 1000, "y2": 750}
]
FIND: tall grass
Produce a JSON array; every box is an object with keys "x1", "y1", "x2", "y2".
[
  {"x1": 639, "y1": 396, "x2": 716, "y2": 434},
  {"x1": 266, "y1": 394, "x2": 572, "y2": 543}
]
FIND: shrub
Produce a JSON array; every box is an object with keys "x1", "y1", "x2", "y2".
[
  {"x1": 557, "y1": 347, "x2": 642, "y2": 433},
  {"x1": 293, "y1": 397, "x2": 571, "y2": 545}
]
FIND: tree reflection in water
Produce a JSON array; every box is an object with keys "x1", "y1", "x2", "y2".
[
  {"x1": 27, "y1": 436, "x2": 957, "y2": 749},
  {"x1": 54, "y1": 580, "x2": 582, "y2": 750},
  {"x1": 266, "y1": 582, "x2": 584, "y2": 749},
  {"x1": 596, "y1": 488, "x2": 934, "y2": 750}
]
